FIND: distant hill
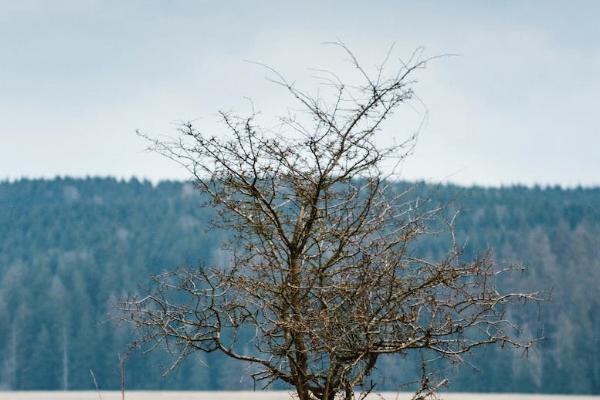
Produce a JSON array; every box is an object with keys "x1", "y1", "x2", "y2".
[{"x1": 0, "y1": 178, "x2": 598, "y2": 393}]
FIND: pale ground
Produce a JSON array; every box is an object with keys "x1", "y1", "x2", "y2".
[{"x1": 0, "y1": 392, "x2": 598, "y2": 400}]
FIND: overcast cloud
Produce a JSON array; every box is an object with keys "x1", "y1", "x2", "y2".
[{"x1": 1, "y1": 0, "x2": 598, "y2": 186}]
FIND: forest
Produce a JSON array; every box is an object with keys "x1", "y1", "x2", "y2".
[{"x1": 0, "y1": 177, "x2": 598, "y2": 394}]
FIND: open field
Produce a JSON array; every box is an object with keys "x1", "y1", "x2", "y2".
[{"x1": 0, "y1": 392, "x2": 598, "y2": 400}]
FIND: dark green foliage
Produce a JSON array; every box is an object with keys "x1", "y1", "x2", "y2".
[{"x1": 0, "y1": 178, "x2": 598, "y2": 393}]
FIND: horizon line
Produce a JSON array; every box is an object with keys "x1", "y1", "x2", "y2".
[{"x1": 1, "y1": 174, "x2": 599, "y2": 191}]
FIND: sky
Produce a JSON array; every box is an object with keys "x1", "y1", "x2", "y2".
[{"x1": 1, "y1": 0, "x2": 598, "y2": 187}]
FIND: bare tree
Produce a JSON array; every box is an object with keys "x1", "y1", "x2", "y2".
[{"x1": 124, "y1": 43, "x2": 537, "y2": 400}]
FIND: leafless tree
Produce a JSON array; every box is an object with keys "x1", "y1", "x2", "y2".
[{"x1": 124, "y1": 43, "x2": 537, "y2": 400}]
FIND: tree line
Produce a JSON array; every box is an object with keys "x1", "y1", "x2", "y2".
[{"x1": 0, "y1": 177, "x2": 598, "y2": 393}]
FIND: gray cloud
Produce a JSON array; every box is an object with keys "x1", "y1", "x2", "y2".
[{"x1": 1, "y1": 0, "x2": 598, "y2": 186}]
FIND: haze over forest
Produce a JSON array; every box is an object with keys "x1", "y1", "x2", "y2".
[{"x1": 0, "y1": 178, "x2": 598, "y2": 393}]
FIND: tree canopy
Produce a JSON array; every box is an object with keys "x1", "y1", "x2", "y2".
[{"x1": 125, "y1": 45, "x2": 538, "y2": 400}]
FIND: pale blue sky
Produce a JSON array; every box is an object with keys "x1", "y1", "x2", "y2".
[{"x1": 1, "y1": 0, "x2": 598, "y2": 186}]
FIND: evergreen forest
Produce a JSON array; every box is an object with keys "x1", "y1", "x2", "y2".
[{"x1": 0, "y1": 178, "x2": 598, "y2": 393}]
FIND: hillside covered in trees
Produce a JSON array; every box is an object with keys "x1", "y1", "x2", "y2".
[{"x1": 0, "y1": 178, "x2": 598, "y2": 393}]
